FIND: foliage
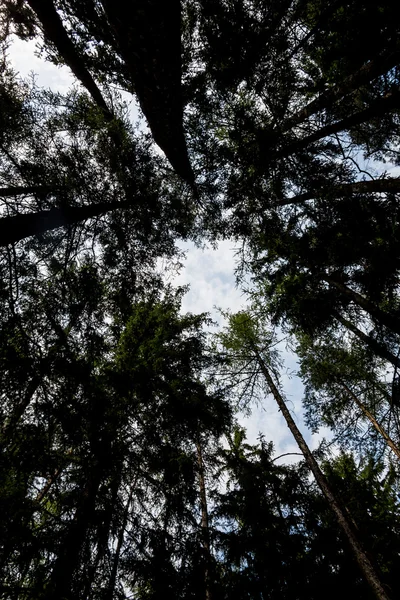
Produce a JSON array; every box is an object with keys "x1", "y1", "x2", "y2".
[{"x1": 2, "y1": 1, "x2": 400, "y2": 598}]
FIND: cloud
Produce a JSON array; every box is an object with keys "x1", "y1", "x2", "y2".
[
  {"x1": 8, "y1": 36, "x2": 74, "y2": 93},
  {"x1": 173, "y1": 240, "x2": 246, "y2": 321}
]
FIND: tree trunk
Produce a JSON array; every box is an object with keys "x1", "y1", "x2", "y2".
[
  {"x1": 325, "y1": 276, "x2": 400, "y2": 337},
  {"x1": 35, "y1": 465, "x2": 65, "y2": 504},
  {"x1": 275, "y1": 177, "x2": 400, "y2": 207},
  {"x1": 0, "y1": 199, "x2": 133, "y2": 246},
  {"x1": 34, "y1": 448, "x2": 73, "y2": 505},
  {"x1": 100, "y1": 0, "x2": 195, "y2": 185},
  {"x1": 196, "y1": 436, "x2": 213, "y2": 600},
  {"x1": 333, "y1": 311, "x2": 400, "y2": 369},
  {"x1": 253, "y1": 348, "x2": 391, "y2": 600},
  {"x1": 27, "y1": 0, "x2": 112, "y2": 117},
  {"x1": 280, "y1": 48, "x2": 400, "y2": 134},
  {"x1": 341, "y1": 382, "x2": 400, "y2": 461}
]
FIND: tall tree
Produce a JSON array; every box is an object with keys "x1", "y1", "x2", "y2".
[
  {"x1": 297, "y1": 331, "x2": 400, "y2": 460},
  {"x1": 213, "y1": 428, "x2": 400, "y2": 599},
  {"x1": 0, "y1": 275, "x2": 232, "y2": 599},
  {"x1": 216, "y1": 310, "x2": 392, "y2": 599}
]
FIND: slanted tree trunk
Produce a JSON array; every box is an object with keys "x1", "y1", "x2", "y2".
[
  {"x1": 333, "y1": 311, "x2": 400, "y2": 369},
  {"x1": 0, "y1": 199, "x2": 134, "y2": 246},
  {"x1": 27, "y1": 0, "x2": 111, "y2": 117},
  {"x1": 35, "y1": 456, "x2": 70, "y2": 504},
  {"x1": 340, "y1": 382, "x2": 400, "y2": 461},
  {"x1": 280, "y1": 47, "x2": 400, "y2": 133},
  {"x1": 100, "y1": 0, "x2": 195, "y2": 184},
  {"x1": 266, "y1": 89, "x2": 400, "y2": 160},
  {"x1": 324, "y1": 277, "x2": 400, "y2": 337},
  {"x1": 275, "y1": 177, "x2": 400, "y2": 207},
  {"x1": 252, "y1": 346, "x2": 391, "y2": 600}
]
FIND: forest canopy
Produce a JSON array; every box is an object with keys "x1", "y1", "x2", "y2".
[{"x1": 1, "y1": 1, "x2": 400, "y2": 599}]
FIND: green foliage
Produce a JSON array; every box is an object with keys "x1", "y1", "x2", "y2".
[
  {"x1": 213, "y1": 431, "x2": 400, "y2": 599},
  {"x1": 2, "y1": 1, "x2": 400, "y2": 598}
]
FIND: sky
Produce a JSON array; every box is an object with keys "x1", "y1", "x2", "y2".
[{"x1": 7, "y1": 35, "x2": 332, "y2": 461}]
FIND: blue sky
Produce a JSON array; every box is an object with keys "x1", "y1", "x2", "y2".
[{"x1": 7, "y1": 34, "x2": 332, "y2": 460}]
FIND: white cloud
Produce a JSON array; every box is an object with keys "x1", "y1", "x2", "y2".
[
  {"x1": 172, "y1": 240, "x2": 246, "y2": 321},
  {"x1": 7, "y1": 36, "x2": 74, "y2": 92}
]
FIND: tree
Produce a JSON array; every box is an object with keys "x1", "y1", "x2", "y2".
[
  {"x1": 297, "y1": 331, "x2": 400, "y2": 460},
  {"x1": 3, "y1": 2, "x2": 400, "y2": 597},
  {"x1": 213, "y1": 428, "x2": 400, "y2": 599},
  {"x1": 0, "y1": 61, "x2": 197, "y2": 272},
  {"x1": 213, "y1": 426, "x2": 311, "y2": 599},
  {"x1": 239, "y1": 183, "x2": 400, "y2": 374},
  {"x1": 0, "y1": 275, "x2": 232, "y2": 599},
  {"x1": 216, "y1": 310, "x2": 391, "y2": 599}
]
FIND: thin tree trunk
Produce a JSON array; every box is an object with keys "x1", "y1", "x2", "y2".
[
  {"x1": 196, "y1": 436, "x2": 212, "y2": 600},
  {"x1": 270, "y1": 89, "x2": 400, "y2": 160},
  {"x1": 34, "y1": 449, "x2": 73, "y2": 504},
  {"x1": 333, "y1": 311, "x2": 400, "y2": 369},
  {"x1": 341, "y1": 383, "x2": 400, "y2": 460},
  {"x1": 275, "y1": 177, "x2": 400, "y2": 207},
  {"x1": 82, "y1": 473, "x2": 121, "y2": 600},
  {"x1": 0, "y1": 199, "x2": 133, "y2": 246},
  {"x1": 27, "y1": 0, "x2": 112, "y2": 118},
  {"x1": 35, "y1": 467, "x2": 64, "y2": 504},
  {"x1": 253, "y1": 347, "x2": 391, "y2": 600},
  {"x1": 325, "y1": 276, "x2": 400, "y2": 337},
  {"x1": 280, "y1": 48, "x2": 400, "y2": 134}
]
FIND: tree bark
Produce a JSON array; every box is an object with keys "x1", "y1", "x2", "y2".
[
  {"x1": 253, "y1": 348, "x2": 391, "y2": 600},
  {"x1": 0, "y1": 199, "x2": 133, "y2": 246},
  {"x1": 275, "y1": 177, "x2": 400, "y2": 207},
  {"x1": 100, "y1": 0, "x2": 195, "y2": 185},
  {"x1": 333, "y1": 311, "x2": 400, "y2": 369},
  {"x1": 341, "y1": 382, "x2": 400, "y2": 461},
  {"x1": 325, "y1": 276, "x2": 400, "y2": 337},
  {"x1": 27, "y1": 0, "x2": 112, "y2": 118}
]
